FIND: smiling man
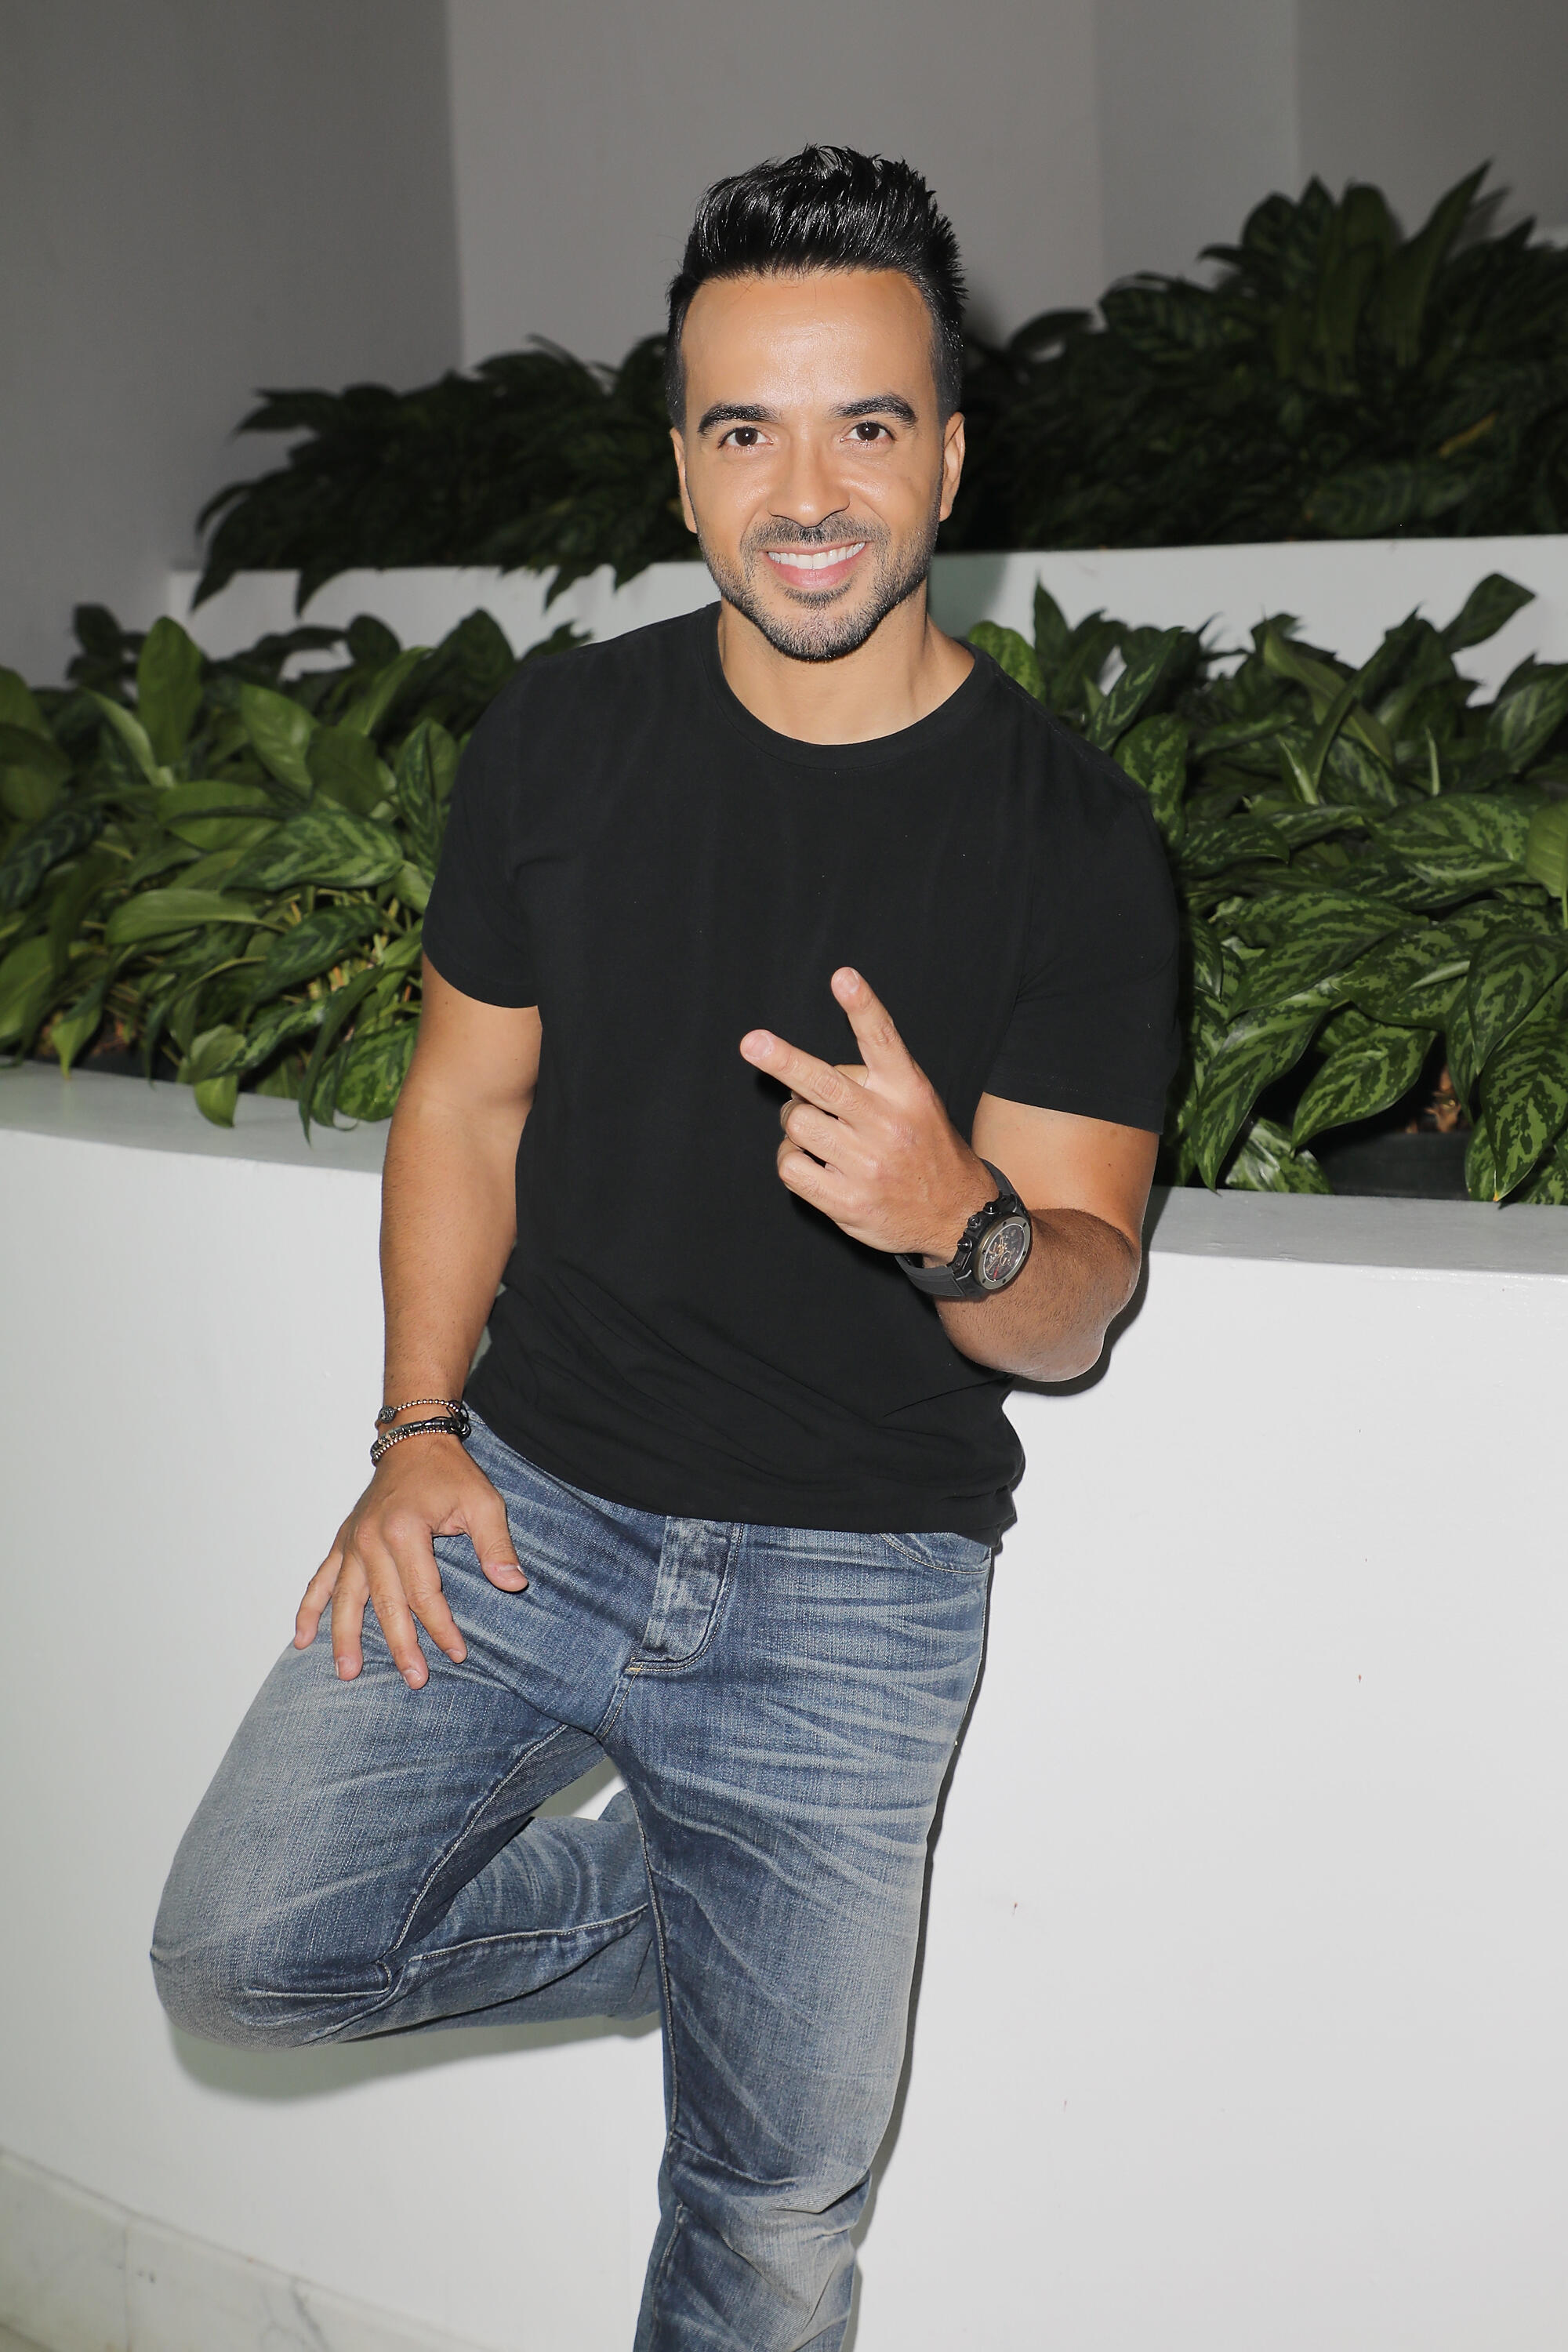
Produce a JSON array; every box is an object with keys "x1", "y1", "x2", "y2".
[{"x1": 153, "y1": 149, "x2": 1178, "y2": 2350}]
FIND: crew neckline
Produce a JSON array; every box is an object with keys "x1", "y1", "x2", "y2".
[{"x1": 694, "y1": 603, "x2": 997, "y2": 771}]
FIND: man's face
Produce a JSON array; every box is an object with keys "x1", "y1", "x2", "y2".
[{"x1": 670, "y1": 270, "x2": 964, "y2": 663}]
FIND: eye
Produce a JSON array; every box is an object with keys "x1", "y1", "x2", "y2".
[
  {"x1": 719, "y1": 425, "x2": 765, "y2": 448},
  {"x1": 849, "y1": 420, "x2": 893, "y2": 443}
]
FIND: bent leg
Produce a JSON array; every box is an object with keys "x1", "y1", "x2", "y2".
[
  {"x1": 154, "y1": 1441, "x2": 670, "y2": 2046},
  {"x1": 615, "y1": 1521, "x2": 992, "y2": 2352}
]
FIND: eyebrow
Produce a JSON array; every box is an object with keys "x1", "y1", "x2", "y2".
[
  {"x1": 695, "y1": 392, "x2": 920, "y2": 435},
  {"x1": 834, "y1": 394, "x2": 918, "y2": 423},
  {"x1": 696, "y1": 401, "x2": 777, "y2": 434}
]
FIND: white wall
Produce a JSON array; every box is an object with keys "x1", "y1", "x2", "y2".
[
  {"x1": 0, "y1": 0, "x2": 460, "y2": 685},
  {"x1": 168, "y1": 533, "x2": 1568, "y2": 702},
  {"x1": 3, "y1": 1070, "x2": 1566, "y2": 2352},
  {"x1": 445, "y1": 0, "x2": 1105, "y2": 358}
]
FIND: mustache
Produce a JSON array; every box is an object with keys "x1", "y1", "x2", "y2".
[{"x1": 746, "y1": 520, "x2": 884, "y2": 550}]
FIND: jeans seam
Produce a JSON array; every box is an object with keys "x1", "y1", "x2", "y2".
[
  {"x1": 644, "y1": 2198, "x2": 688, "y2": 2327},
  {"x1": 876, "y1": 1530, "x2": 994, "y2": 1575},
  {"x1": 397, "y1": 1905, "x2": 648, "y2": 1965},
  {"x1": 387, "y1": 1719, "x2": 586, "y2": 1957},
  {"x1": 627, "y1": 1787, "x2": 681, "y2": 2134}
]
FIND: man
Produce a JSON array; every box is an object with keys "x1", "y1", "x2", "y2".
[{"x1": 154, "y1": 147, "x2": 1178, "y2": 2350}]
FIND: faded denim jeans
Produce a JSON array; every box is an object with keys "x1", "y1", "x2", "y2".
[{"x1": 152, "y1": 1412, "x2": 990, "y2": 2351}]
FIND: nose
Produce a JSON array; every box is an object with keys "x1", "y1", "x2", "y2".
[{"x1": 771, "y1": 433, "x2": 850, "y2": 532}]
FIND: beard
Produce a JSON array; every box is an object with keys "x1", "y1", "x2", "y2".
[{"x1": 696, "y1": 495, "x2": 942, "y2": 664}]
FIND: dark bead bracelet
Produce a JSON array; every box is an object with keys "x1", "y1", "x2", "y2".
[{"x1": 369, "y1": 1406, "x2": 471, "y2": 1467}]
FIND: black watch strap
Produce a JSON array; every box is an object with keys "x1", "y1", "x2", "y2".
[{"x1": 896, "y1": 1163, "x2": 1033, "y2": 1300}]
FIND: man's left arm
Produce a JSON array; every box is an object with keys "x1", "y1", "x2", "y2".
[{"x1": 740, "y1": 965, "x2": 1158, "y2": 1385}]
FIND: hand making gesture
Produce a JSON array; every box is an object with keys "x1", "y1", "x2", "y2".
[{"x1": 739, "y1": 966, "x2": 996, "y2": 1263}]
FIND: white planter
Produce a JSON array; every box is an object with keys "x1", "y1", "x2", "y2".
[
  {"x1": 4, "y1": 1065, "x2": 1567, "y2": 2352},
  {"x1": 168, "y1": 534, "x2": 1568, "y2": 696}
]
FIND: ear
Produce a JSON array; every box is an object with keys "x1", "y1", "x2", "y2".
[
  {"x1": 669, "y1": 427, "x2": 699, "y2": 535},
  {"x1": 938, "y1": 411, "x2": 966, "y2": 526}
]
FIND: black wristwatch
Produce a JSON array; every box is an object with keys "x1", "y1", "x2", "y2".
[{"x1": 896, "y1": 1163, "x2": 1033, "y2": 1301}]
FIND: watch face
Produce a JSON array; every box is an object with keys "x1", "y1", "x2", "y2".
[{"x1": 977, "y1": 1212, "x2": 1032, "y2": 1291}]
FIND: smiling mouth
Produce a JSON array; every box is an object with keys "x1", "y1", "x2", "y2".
[{"x1": 763, "y1": 541, "x2": 868, "y2": 578}]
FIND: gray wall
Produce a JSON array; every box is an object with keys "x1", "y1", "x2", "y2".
[
  {"x1": 1094, "y1": 0, "x2": 1298, "y2": 281},
  {"x1": 0, "y1": 0, "x2": 459, "y2": 683},
  {"x1": 1298, "y1": 0, "x2": 1568, "y2": 237},
  {"x1": 446, "y1": 0, "x2": 1105, "y2": 361},
  {"x1": 9, "y1": 0, "x2": 1568, "y2": 684},
  {"x1": 448, "y1": 0, "x2": 1568, "y2": 370}
]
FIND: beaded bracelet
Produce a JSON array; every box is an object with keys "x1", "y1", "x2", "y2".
[
  {"x1": 369, "y1": 1405, "x2": 471, "y2": 1467},
  {"x1": 376, "y1": 1396, "x2": 466, "y2": 1428}
]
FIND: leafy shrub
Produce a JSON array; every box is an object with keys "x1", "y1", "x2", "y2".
[
  {"x1": 196, "y1": 339, "x2": 689, "y2": 611},
  {"x1": 0, "y1": 604, "x2": 582, "y2": 1127},
  {"x1": 6, "y1": 583, "x2": 1567, "y2": 1203},
  {"x1": 971, "y1": 572, "x2": 1568, "y2": 1203},
  {"x1": 950, "y1": 168, "x2": 1568, "y2": 551},
  {"x1": 193, "y1": 169, "x2": 1568, "y2": 612}
]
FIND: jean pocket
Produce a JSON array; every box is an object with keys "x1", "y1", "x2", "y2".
[{"x1": 877, "y1": 1529, "x2": 994, "y2": 1575}]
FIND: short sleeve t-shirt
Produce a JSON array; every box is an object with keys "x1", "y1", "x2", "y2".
[{"x1": 423, "y1": 605, "x2": 1179, "y2": 1538}]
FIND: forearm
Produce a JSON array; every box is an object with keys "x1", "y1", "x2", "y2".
[
  {"x1": 935, "y1": 1207, "x2": 1140, "y2": 1382},
  {"x1": 379, "y1": 1078, "x2": 524, "y2": 1403}
]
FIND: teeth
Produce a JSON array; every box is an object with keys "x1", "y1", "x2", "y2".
[{"x1": 767, "y1": 543, "x2": 866, "y2": 572}]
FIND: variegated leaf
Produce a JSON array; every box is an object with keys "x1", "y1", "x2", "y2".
[
  {"x1": 1466, "y1": 929, "x2": 1568, "y2": 1071},
  {"x1": 1190, "y1": 1005, "x2": 1323, "y2": 1185},
  {"x1": 1225, "y1": 1114, "x2": 1332, "y2": 1193},
  {"x1": 1481, "y1": 987, "x2": 1568, "y2": 1198},
  {"x1": 1293, "y1": 1023, "x2": 1434, "y2": 1148}
]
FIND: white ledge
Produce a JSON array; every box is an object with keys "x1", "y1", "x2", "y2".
[
  {"x1": 5, "y1": 1063, "x2": 1564, "y2": 1277},
  {"x1": 0, "y1": 1062, "x2": 388, "y2": 1174},
  {"x1": 1144, "y1": 1182, "x2": 1568, "y2": 1278}
]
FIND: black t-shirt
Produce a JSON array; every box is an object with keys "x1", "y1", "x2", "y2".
[{"x1": 423, "y1": 606, "x2": 1178, "y2": 1537}]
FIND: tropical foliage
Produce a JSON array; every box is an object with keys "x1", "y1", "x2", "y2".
[
  {"x1": 970, "y1": 572, "x2": 1568, "y2": 1204},
  {"x1": 952, "y1": 167, "x2": 1568, "y2": 551},
  {"x1": 0, "y1": 604, "x2": 580, "y2": 1128},
  {"x1": 192, "y1": 169, "x2": 1568, "y2": 611},
  {"x1": 196, "y1": 339, "x2": 688, "y2": 611},
  {"x1": 6, "y1": 579, "x2": 1568, "y2": 1203}
]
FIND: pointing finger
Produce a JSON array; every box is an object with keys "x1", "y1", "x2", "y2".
[
  {"x1": 740, "y1": 1029, "x2": 862, "y2": 1116},
  {"x1": 830, "y1": 969, "x2": 910, "y2": 1073}
]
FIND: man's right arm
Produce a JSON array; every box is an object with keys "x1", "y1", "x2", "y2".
[{"x1": 294, "y1": 960, "x2": 543, "y2": 1690}]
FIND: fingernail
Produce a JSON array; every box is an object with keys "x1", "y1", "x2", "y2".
[
  {"x1": 336, "y1": 1659, "x2": 356, "y2": 1680},
  {"x1": 404, "y1": 1670, "x2": 425, "y2": 1690}
]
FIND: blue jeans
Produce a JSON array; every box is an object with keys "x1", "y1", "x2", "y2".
[{"x1": 152, "y1": 1414, "x2": 991, "y2": 2351}]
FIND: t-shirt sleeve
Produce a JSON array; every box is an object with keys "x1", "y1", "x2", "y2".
[
  {"x1": 984, "y1": 731, "x2": 1181, "y2": 1133},
  {"x1": 421, "y1": 689, "x2": 539, "y2": 1007}
]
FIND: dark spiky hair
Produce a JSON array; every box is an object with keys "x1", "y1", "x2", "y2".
[{"x1": 665, "y1": 145, "x2": 967, "y2": 423}]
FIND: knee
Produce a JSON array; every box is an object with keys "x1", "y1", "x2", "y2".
[
  {"x1": 150, "y1": 1849, "x2": 368, "y2": 2052},
  {"x1": 662, "y1": 2132, "x2": 869, "y2": 2336}
]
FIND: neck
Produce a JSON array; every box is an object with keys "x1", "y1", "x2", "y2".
[{"x1": 714, "y1": 583, "x2": 973, "y2": 745}]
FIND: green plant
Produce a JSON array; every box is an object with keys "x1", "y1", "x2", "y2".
[
  {"x1": 191, "y1": 168, "x2": 1568, "y2": 610},
  {"x1": 195, "y1": 337, "x2": 690, "y2": 611},
  {"x1": 950, "y1": 168, "x2": 1568, "y2": 552},
  {"x1": 0, "y1": 604, "x2": 583, "y2": 1127},
  {"x1": 970, "y1": 570, "x2": 1568, "y2": 1203},
  {"x1": 8, "y1": 579, "x2": 1568, "y2": 1202}
]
